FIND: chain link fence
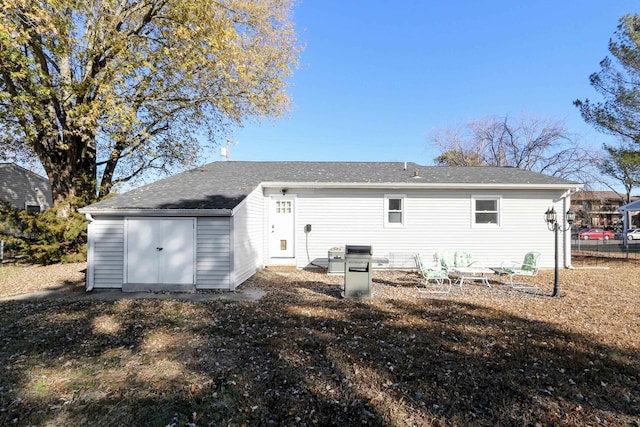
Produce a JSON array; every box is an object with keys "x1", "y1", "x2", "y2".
[{"x1": 572, "y1": 238, "x2": 640, "y2": 260}]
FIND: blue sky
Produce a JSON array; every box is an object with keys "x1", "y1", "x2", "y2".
[{"x1": 216, "y1": 1, "x2": 636, "y2": 168}]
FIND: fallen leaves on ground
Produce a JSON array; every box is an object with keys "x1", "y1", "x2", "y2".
[
  {"x1": 0, "y1": 262, "x2": 86, "y2": 298},
  {"x1": 0, "y1": 257, "x2": 638, "y2": 426}
]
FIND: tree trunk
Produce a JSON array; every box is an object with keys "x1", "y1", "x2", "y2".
[
  {"x1": 38, "y1": 134, "x2": 97, "y2": 215},
  {"x1": 98, "y1": 147, "x2": 123, "y2": 199}
]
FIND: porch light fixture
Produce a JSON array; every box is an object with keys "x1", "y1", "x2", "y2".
[{"x1": 544, "y1": 207, "x2": 575, "y2": 297}]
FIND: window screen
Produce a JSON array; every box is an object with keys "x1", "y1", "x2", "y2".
[
  {"x1": 385, "y1": 195, "x2": 405, "y2": 227},
  {"x1": 475, "y1": 198, "x2": 499, "y2": 224}
]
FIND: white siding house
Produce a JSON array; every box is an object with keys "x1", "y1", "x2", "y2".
[
  {"x1": 231, "y1": 185, "x2": 265, "y2": 287},
  {"x1": 80, "y1": 162, "x2": 582, "y2": 292},
  {"x1": 284, "y1": 187, "x2": 575, "y2": 269}
]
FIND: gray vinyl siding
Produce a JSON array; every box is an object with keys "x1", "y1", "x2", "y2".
[
  {"x1": 290, "y1": 188, "x2": 570, "y2": 269},
  {"x1": 0, "y1": 163, "x2": 53, "y2": 211},
  {"x1": 91, "y1": 217, "x2": 125, "y2": 288},
  {"x1": 232, "y1": 187, "x2": 265, "y2": 289},
  {"x1": 196, "y1": 218, "x2": 231, "y2": 289}
]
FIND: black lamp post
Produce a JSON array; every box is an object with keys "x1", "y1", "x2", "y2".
[{"x1": 544, "y1": 206, "x2": 576, "y2": 297}]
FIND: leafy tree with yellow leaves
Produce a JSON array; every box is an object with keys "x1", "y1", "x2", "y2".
[{"x1": 0, "y1": 0, "x2": 301, "y2": 210}]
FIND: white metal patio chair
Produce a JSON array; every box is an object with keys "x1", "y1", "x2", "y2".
[
  {"x1": 415, "y1": 253, "x2": 452, "y2": 294},
  {"x1": 498, "y1": 251, "x2": 541, "y2": 289}
]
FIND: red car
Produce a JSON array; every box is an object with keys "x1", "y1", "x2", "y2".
[{"x1": 578, "y1": 228, "x2": 614, "y2": 240}]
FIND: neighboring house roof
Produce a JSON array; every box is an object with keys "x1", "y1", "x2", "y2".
[
  {"x1": 82, "y1": 161, "x2": 582, "y2": 211},
  {"x1": 571, "y1": 190, "x2": 639, "y2": 203},
  {"x1": 0, "y1": 163, "x2": 53, "y2": 210}
]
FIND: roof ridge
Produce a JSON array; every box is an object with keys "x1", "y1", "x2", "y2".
[
  {"x1": 84, "y1": 161, "x2": 581, "y2": 211},
  {"x1": 0, "y1": 162, "x2": 49, "y2": 181}
]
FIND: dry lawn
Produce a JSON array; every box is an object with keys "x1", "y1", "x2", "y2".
[{"x1": 0, "y1": 257, "x2": 638, "y2": 426}]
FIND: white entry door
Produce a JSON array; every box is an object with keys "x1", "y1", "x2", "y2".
[
  {"x1": 269, "y1": 196, "x2": 295, "y2": 258},
  {"x1": 126, "y1": 218, "x2": 195, "y2": 284}
]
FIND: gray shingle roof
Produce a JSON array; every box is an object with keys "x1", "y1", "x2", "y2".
[
  {"x1": 0, "y1": 163, "x2": 53, "y2": 210},
  {"x1": 83, "y1": 161, "x2": 581, "y2": 211}
]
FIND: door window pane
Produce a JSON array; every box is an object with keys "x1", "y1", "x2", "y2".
[{"x1": 276, "y1": 200, "x2": 292, "y2": 214}]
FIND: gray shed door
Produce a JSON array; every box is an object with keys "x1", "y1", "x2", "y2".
[{"x1": 126, "y1": 218, "x2": 195, "y2": 284}]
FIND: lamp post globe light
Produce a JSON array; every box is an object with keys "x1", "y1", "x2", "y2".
[{"x1": 544, "y1": 207, "x2": 576, "y2": 297}]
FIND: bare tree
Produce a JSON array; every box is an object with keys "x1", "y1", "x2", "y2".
[
  {"x1": 431, "y1": 124, "x2": 485, "y2": 166},
  {"x1": 430, "y1": 114, "x2": 597, "y2": 181}
]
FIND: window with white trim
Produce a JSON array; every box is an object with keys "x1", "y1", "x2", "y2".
[
  {"x1": 472, "y1": 196, "x2": 500, "y2": 226},
  {"x1": 385, "y1": 195, "x2": 405, "y2": 227},
  {"x1": 25, "y1": 204, "x2": 41, "y2": 214}
]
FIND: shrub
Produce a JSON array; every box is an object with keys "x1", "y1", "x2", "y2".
[{"x1": 0, "y1": 201, "x2": 87, "y2": 264}]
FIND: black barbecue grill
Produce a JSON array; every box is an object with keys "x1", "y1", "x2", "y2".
[{"x1": 342, "y1": 245, "x2": 373, "y2": 298}]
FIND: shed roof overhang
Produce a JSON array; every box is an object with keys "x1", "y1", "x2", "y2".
[{"x1": 78, "y1": 208, "x2": 233, "y2": 218}]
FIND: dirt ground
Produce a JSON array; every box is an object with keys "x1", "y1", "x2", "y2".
[
  {"x1": 0, "y1": 262, "x2": 87, "y2": 297},
  {"x1": 0, "y1": 257, "x2": 638, "y2": 426}
]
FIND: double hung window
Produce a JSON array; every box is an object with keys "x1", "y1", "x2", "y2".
[
  {"x1": 473, "y1": 196, "x2": 500, "y2": 226},
  {"x1": 385, "y1": 195, "x2": 405, "y2": 227}
]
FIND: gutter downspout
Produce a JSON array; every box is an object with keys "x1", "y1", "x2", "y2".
[
  {"x1": 84, "y1": 213, "x2": 95, "y2": 292},
  {"x1": 562, "y1": 188, "x2": 579, "y2": 269}
]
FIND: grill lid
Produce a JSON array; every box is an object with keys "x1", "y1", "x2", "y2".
[{"x1": 345, "y1": 245, "x2": 372, "y2": 255}]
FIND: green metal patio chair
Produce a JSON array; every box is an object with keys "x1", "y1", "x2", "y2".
[
  {"x1": 415, "y1": 253, "x2": 452, "y2": 294},
  {"x1": 499, "y1": 251, "x2": 541, "y2": 289}
]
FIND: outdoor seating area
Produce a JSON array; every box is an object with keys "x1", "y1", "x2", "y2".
[
  {"x1": 433, "y1": 250, "x2": 493, "y2": 287},
  {"x1": 415, "y1": 251, "x2": 543, "y2": 293}
]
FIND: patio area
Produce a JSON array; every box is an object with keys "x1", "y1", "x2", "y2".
[{"x1": 263, "y1": 265, "x2": 553, "y2": 301}]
